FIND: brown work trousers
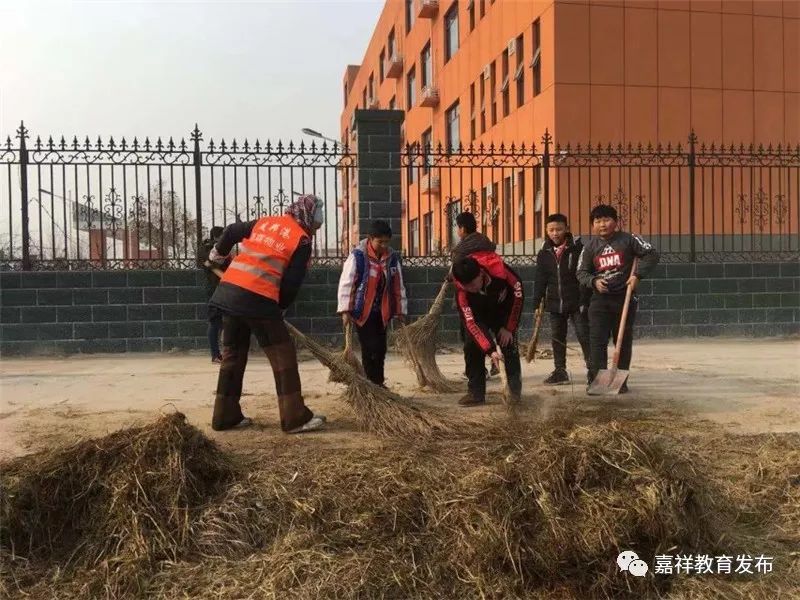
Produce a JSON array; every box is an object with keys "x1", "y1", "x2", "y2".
[{"x1": 212, "y1": 315, "x2": 313, "y2": 432}]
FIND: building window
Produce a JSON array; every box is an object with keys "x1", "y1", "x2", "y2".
[
  {"x1": 469, "y1": 82, "x2": 476, "y2": 141},
  {"x1": 532, "y1": 19, "x2": 541, "y2": 97},
  {"x1": 410, "y1": 218, "x2": 420, "y2": 255},
  {"x1": 479, "y1": 74, "x2": 486, "y2": 134},
  {"x1": 491, "y1": 183, "x2": 499, "y2": 238},
  {"x1": 405, "y1": 0, "x2": 415, "y2": 33},
  {"x1": 445, "y1": 101, "x2": 460, "y2": 152},
  {"x1": 479, "y1": 0, "x2": 485, "y2": 18},
  {"x1": 534, "y1": 165, "x2": 543, "y2": 239},
  {"x1": 469, "y1": 0, "x2": 475, "y2": 31},
  {"x1": 490, "y1": 61, "x2": 497, "y2": 125},
  {"x1": 389, "y1": 96, "x2": 396, "y2": 109},
  {"x1": 517, "y1": 171, "x2": 526, "y2": 241},
  {"x1": 504, "y1": 176, "x2": 513, "y2": 244},
  {"x1": 424, "y1": 211, "x2": 433, "y2": 254},
  {"x1": 501, "y1": 49, "x2": 510, "y2": 117},
  {"x1": 447, "y1": 201, "x2": 460, "y2": 249},
  {"x1": 421, "y1": 42, "x2": 432, "y2": 88},
  {"x1": 362, "y1": 87, "x2": 367, "y2": 109},
  {"x1": 515, "y1": 34, "x2": 525, "y2": 108},
  {"x1": 379, "y1": 49, "x2": 385, "y2": 83},
  {"x1": 407, "y1": 66, "x2": 416, "y2": 109},
  {"x1": 407, "y1": 143, "x2": 418, "y2": 184},
  {"x1": 368, "y1": 74, "x2": 374, "y2": 102},
  {"x1": 421, "y1": 127, "x2": 432, "y2": 175},
  {"x1": 444, "y1": 4, "x2": 459, "y2": 62},
  {"x1": 388, "y1": 28, "x2": 396, "y2": 59}
]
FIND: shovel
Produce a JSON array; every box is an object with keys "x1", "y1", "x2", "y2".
[{"x1": 587, "y1": 258, "x2": 638, "y2": 396}]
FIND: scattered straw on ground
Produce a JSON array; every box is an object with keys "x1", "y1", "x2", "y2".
[{"x1": 3, "y1": 414, "x2": 798, "y2": 600}]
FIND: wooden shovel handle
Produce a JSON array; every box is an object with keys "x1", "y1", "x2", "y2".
[{"x1": 611, "y1": 257, "x2": 638, "y2": 369}]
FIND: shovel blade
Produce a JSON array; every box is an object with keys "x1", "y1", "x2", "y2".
[{"x1": 587, "y1": 368, "x2": 629, "y2": 396}]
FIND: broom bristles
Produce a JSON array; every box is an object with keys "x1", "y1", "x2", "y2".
[
  {"x1": 395, "y1": 280, "x2": 462, "y2": 393},
  {"x1": 287, "y1": 322, "x2": 456, "y2": 438}
]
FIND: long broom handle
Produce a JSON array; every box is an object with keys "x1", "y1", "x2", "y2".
[
  {"x1": 525, "y1": 300, "x2": 545, "y2": 363},
  {"x1": 343, "y1": 320, "x2": 354, "y2": 353},
  {"x1": 204, "y1": 260, "x2": 224, "y2": 279},
  {"x1": 611, "y1": 257, "x2": 638, "y2": 369}
]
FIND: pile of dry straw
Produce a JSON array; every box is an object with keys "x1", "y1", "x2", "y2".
[{"x1": 3, "y1": 412, "x2": 797, "y2": 599}]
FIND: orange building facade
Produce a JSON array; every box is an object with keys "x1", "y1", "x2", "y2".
[{"x1": 340, "y1": 0, "x2": 799, "y2": 256}]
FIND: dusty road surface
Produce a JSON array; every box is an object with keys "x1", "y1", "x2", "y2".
[{"x1": 1, "y1": 338, "x2": 798, "y2": 460}]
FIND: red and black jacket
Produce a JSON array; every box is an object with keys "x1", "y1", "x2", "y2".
[{"x1": 453, "y1": 251, "x2": 524, "y2": 354}]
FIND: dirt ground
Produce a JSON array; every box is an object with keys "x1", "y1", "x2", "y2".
[{"x1": 1, "y1": 337, "x2": 798, "y2": 461}]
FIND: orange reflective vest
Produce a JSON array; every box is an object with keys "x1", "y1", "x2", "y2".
[{"x1": 220, "y1": 215, "x2": 308, "y2": 302}]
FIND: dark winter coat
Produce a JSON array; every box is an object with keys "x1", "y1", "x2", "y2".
[{"x1": 531, "y1": 233, "x2": 591, "y2": 314}]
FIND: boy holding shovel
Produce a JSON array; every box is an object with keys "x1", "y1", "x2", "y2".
[{"x1": 576, "y1": 205, "x2": 659, "y2": 393}]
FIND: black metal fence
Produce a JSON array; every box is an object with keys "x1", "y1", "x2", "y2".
[
  {"x1": 1, "y1": 122, "x2": 355, "y2": 270},
  {"x1": 403, "y1": 133, "x2": 800, "y2": 264},
  {"x1": 3, "y1": 123, "x2": 798, "y2": 270}
]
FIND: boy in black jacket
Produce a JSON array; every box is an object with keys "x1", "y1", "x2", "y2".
[
  {"x1": 198, "y1": 226, "x2": 229, "y2": 363},
  {"x1": 576, "y1": 204, "x2": 659, "y2": 393},
  {"x1": 531, "y1": 214, "x2": 591, "y2": 385}
]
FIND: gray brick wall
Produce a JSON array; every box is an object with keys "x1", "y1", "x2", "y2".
[
  {"x1": 0, "y1": 270, "x2": 209, "y2": 356},
  {"x1": 1, "y1": 262, "x2": 798, "y2": 356}
]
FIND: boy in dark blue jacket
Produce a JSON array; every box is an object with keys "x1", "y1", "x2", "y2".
[{"x1": 531, "y1": 214, "x2": 591, "y2": 385}]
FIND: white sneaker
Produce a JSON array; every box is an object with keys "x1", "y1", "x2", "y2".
[
  {"x1": 232, "y1": 416, "x2": 253, "y2": 429},
  {"x1": 288, "y1": 415, "x2": 326, "y2": 434}
]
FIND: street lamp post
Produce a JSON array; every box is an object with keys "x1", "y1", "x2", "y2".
[{"x1": 301, "y1": 128, "x2": 339, "y2": 146}]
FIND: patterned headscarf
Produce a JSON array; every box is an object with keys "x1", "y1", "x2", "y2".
[{"x1": 286, "y1": 194, "x2": 324, "y2": 232}]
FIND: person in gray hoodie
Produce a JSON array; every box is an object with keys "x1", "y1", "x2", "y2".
[{"x1": 576, "y1": 204, "x2": 659, "y2": 393}]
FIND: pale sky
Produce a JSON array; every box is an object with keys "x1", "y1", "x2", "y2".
[{"x1": 0, "y1": 0, "x2": 383, "y2": 145}]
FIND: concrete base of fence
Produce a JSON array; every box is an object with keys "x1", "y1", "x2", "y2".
[{"x1": 1, "y1": 262, "x2": 798, "y2": 356}]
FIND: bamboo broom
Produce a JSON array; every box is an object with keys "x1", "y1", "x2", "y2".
[
  {"x1": 286, "y1": 322, "x2": 456, "y2": 438},
  {"x1": 394, "y1": 280, "x2": 461, "y2": 393}
]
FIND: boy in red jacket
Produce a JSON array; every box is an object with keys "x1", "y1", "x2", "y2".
[{"x1": 451, "y1": 252, "x2": 524, "y2": 406}]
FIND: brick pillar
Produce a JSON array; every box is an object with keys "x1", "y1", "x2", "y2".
[{"x1": 354, "y1": 109, "x2": 404, "y2": 251}]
